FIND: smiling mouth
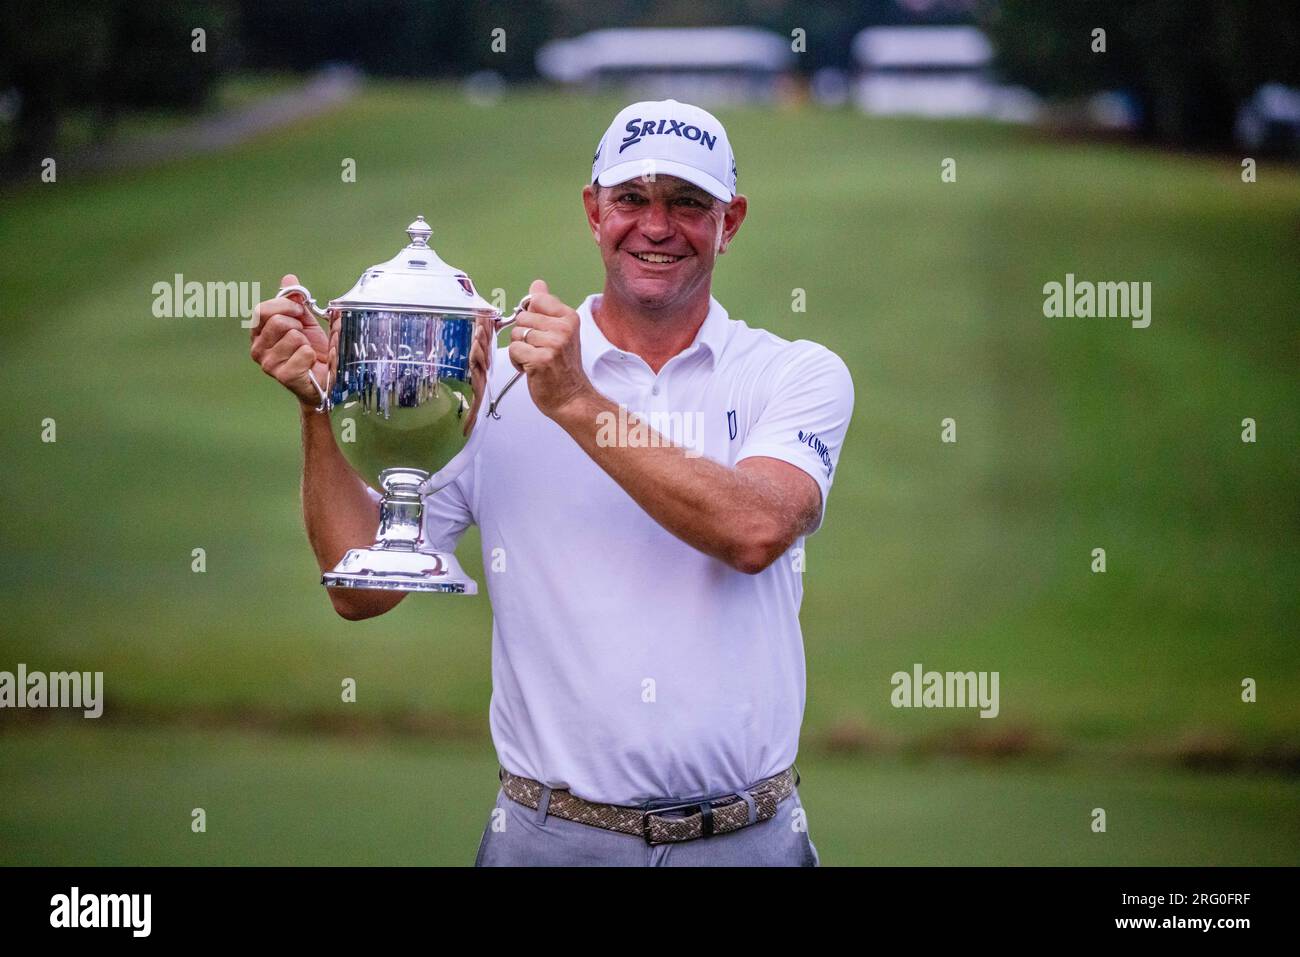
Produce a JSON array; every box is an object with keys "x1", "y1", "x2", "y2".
[{"x1": 627, "y1": 250, "x2": 687, "y2": 264}]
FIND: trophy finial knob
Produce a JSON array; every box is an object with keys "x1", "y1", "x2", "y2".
[{"x1": 406, "y1": 215, "x2": 432, "y2": 247}]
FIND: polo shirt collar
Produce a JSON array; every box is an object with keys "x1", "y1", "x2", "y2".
[{"x1": 577, "y1": 293, "x2": 729, "y2": 375}]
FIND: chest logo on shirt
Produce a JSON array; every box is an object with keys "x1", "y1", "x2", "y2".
[
  {"x1": 797, "y1": 429, "x2": 834, "y2": 477},
  {"x1": 727, "y1": 409, "x2": 737, "y2": 441}
]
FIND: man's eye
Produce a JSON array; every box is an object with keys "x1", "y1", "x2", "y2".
[{"x1": 618, "y1": 193, "x2": 644, "y2": 203}]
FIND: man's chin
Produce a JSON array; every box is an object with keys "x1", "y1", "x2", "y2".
[{"x1": 616, "y1": 274, "x2": 692, "y2": 311}]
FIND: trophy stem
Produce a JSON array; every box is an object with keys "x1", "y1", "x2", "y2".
[
  {"x1": 376, "y1": 468, "x2": 428, "y2": 551},
  {"x1": 321, "y1": 467, "x2": 478, "y2": 593}
]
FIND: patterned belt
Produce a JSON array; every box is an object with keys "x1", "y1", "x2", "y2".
[{"x1": 498, "y1": 766, "x2": 798, "y2": 845}]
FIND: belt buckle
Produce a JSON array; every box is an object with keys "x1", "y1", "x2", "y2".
[
  {"x1": 640, "y1": 799, "x2": 694, "y2": 845},
  {"x1": 640, "y1": 796, "x2": 733, "y2": 845}
]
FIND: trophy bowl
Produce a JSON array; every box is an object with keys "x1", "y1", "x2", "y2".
[{"x1": 278, "y1": 216, "x2": 528, "y2": 594}]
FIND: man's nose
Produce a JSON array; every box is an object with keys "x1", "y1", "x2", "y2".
[{"x1": 638, "y1": 201, "x2": 674, "y2": 241}]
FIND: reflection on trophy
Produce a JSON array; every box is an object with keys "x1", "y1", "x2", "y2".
[{"x1": 279, "y1": 216, "x2": 528, "y2": 594}]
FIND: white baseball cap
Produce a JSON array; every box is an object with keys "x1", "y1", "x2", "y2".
[{"x1": 591, "y1": 99, "x2": 737, "y2": 202}]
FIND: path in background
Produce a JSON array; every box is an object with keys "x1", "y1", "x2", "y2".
[{"x1": 75, "y1": 66, "x2": 362, "y2": 175}]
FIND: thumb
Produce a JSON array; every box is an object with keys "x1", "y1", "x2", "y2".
[
  {"x1": 528, "y1": 278, "x2": 549, "y2": 299},
  {"x1": 280, "y1": 273, "x2": 300, "y2": 290}
]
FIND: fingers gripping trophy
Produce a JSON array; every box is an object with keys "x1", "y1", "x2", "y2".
[{"x1": 275, "y1": 216, "x2": 529, "y2": 594}]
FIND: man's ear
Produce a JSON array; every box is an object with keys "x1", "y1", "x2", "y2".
[
  {"x1": 717, "y1": 193, "x2": 748, "y2": 255},
  {"x1": 581, "y1": 184, "x2": 601, "y2": 244}
]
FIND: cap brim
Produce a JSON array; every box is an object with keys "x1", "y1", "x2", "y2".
[{"x1": 596, "y1": 159, "x2": 732, "y2": 202}]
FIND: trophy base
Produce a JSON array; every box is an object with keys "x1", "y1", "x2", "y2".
[{"x1": 322, "y1": 546, "x2": 478, "y2": 594}]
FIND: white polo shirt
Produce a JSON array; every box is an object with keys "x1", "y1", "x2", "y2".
[{"x1": 415, "y1": 292, "x2": 854, "y2": 805}]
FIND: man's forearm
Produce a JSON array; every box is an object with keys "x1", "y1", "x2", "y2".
[
  {"x1": 553, "y1": 391, "x2": 806, "y2": 573},
  {"x1": 299, "y1": 407, "x2": 404, "y2": 618}
]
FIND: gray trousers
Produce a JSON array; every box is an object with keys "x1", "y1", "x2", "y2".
[{"x1": 473, "y1": 779, "x2": 820, "y2": 867}]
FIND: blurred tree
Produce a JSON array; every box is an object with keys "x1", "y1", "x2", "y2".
[
  {"x1": 979, "y1": 0, "x2": 1300, "y2": 148},
  {"x1": 0, "y1": 0, "x2": 234, "y2": 171},
  {"x1": 233, "y1": 0, "x2": 557, "y2": 80}
]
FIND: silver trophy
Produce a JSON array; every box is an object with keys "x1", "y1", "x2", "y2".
[{"x1": 279, "y1": 216, "x2": 529, "y2": 594}]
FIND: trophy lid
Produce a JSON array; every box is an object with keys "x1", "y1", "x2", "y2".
[{"x1": 329, "y1": 216, "x2": 496, "y2": 314}]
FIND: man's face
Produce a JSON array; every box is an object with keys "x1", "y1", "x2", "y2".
[{"x1": 581, "y1": 175, "x2": 747, "y2": 311}]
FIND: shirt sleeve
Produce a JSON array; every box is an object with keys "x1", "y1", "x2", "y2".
[
  {"x1": 735, "y1": 341, "x2": 855, "y2": 534},
  {"x1": 364, "y1": 474, "x2": 474, "y2": 552}
]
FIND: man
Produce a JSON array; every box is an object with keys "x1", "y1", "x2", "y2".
[{"x1": 250, "y1": 99, "x2": 854, "y2": 866}]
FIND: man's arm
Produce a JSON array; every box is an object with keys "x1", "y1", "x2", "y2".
[
  {"x1": 553, "y1": 393, "x2": 821, "y2": 574},
  {"x1": 507, "y1": 280, "x2": 850, "y2": 575},
  {"x1": 299, "y1": 408, "x2": 406, "y2": 620},
  {"x1": 249, "y1": 274, "x2": 404, "y2": 620}
]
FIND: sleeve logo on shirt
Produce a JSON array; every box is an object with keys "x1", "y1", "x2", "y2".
[
  {"x1": 727, "y1": 409, "x2": 737, "y2": 441},
  {"x1": 797, "y1": 429, "x2": 834, "y2": 478}
]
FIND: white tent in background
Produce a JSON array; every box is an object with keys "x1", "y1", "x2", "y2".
[
  {"x1": 537, "y1": 27, "x2": 794, "y2": 104},
  {"x1": 856, "y1": 25, "x2": 994, "y2": 70},
  {"x1": 852, "y1": 25, "x2": 1040, "y2": 122}
]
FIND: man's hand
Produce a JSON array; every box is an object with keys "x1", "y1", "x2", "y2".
[
  {"x1": 250, "y1": 273, "x2": 331, "y2": 407},
  {"x1": 508, "y1": 279, "x2": 594, "y2": 419},
  {"x1": 461, "y1": 316, "x2": 495, "y2": 436}
]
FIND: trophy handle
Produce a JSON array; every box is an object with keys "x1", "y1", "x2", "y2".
[
  {"x1": 277, "y1": 283, "x2": 331, "y2": 413},
  {"x1": 486, "y1": 294, "x2": 532, "y2": 419}
]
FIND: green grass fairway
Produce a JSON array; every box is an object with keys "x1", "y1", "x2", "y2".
[
  {"x1": 0, "y1": 81, "x2": 1297, "y2": 865},
  {"x1": 1, "y1": 724, "x2": 1295, "y2": 866}
]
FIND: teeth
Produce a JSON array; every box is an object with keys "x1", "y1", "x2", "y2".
[{"x1": 633, "y1": 252, "x2": 681, "y2": 263}]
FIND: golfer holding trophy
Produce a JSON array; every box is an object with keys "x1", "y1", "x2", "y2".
[{"x1": 250, "y1": 100, "x2": 854, "y2": 866}]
